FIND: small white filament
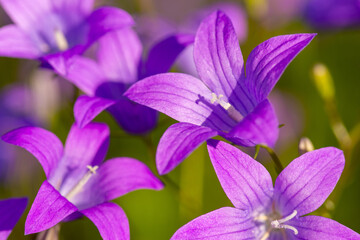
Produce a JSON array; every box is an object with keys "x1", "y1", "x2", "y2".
[
  {"x1": 65, "y1": 165, "x2": 99, "y2": 200},
  {"x1": 271, "y1": 210, "x2": 298, "y2": 235},
  {"x1": 54, "y1": 29, "x2": 69, "y2": 51}
]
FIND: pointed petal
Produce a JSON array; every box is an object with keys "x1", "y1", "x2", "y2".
[
  {"x1": 74, "y1": 96, "x2": 117, "y2": 128},
  {"x1": 207, "y1": 140, "x2": 273, "y2": 211},
  {"x1": 125, "y1": 73, "x2": 236, "y2": 132},
  {"x1": 0, "y1": 198, "x2": 27, "y2": 239},
  {"x1": 42, "y1": 46, "x2": 85, "y2": 75},
  {"x1": 25, "y1": 181, "x2": 77, "y2": 235},
  {"x1": 63, "y1": 123, "x2": 109, "y2": 167},
  {"x1": 171, "y1": 207, "x2": 256, "y2": 240},
  {"x1": 156, "y1": 123, "x2": 217, "y2": 175},
  {"x1": 225, "y1": 99, "x2": 279, "y2": 147},
  {"x1": 145, "y1": 34, "x2": 194, "y2": 77},
  {"x1": 245, "y1": 34, "x2": 316, "y2": 102},
  {"x1": 65, "y1": 55, "x2": 107, "y2": 95},
  {"x1": 81, "y1": 203, "x2": 129, "y2": 240},
  {"x1": 72, "y1": 158, "x2": 163, "y2": 209},
  {"x1": 274, "y1": 147, "x2": 345, "y2": 216},
  {"x1": 1, "y1": 126, "x2": 63, "y2": 178},
  {"x1": 292, "y1": 216, "x2": 360, "y2": 239},
  {"x1": 0, "y1": 0, "x2": 51, "y2": 30},
  {"x1": 0, "y1": 25, "x2": 40, "y2": 58},
  {"x1": 194, "y1": 11, "x2": 254, "y2": 115},
  {"x1": 87, "y1": 7, "x2": 134, "y2": 45},
  {"x1": 98, "y1": 29, "x2": 142, "y2": 83},
  {"x1": 107, "y1": 100, "x2": 158, "y2": 135}
]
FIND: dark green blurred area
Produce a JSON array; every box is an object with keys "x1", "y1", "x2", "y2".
[{"x1": 1, "y1": 0, "x2": 360, "y2": 239}]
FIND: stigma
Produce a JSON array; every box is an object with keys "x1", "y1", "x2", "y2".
[
  {"x1": 54, "y1": 29, "x2": 69, "y2": 51},
  {"x1": 255, "y1": 210, "x2": 299, "y2": 240},
  {"x1": 271, "y1": 210, "x2": 298, "y2": 235},
  {"x1": 65, "y1": 165, "x2": 99, "y2": 200},
  {"x1": 210, "y1": 93, "x2": 243, "y2": 122}
]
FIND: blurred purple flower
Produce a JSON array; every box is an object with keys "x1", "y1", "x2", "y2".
[
  {"x1": 0, "y1": 198, "x2": 27, "y2": 239},
  {"x1": 61, "y1": 28, "x2": 193, "y2": 134},
  {"x1": 125, "y1": 11, "x2": 315, "y2": 174},
  {"x1": 2, "y1": 123, "x2": 163, "y2": 239},
  {"x1": 136, "y1": 2, "x2": 247, "y2": 76},
  {"x1": 0, "y1": 0, "x2": 134, "y2": 74},
  {"x1": 304, "y1": 0, "x2": 360, "y2": 29},
  {"x1": 171, "y1": 140, "x2": 360, "y2": 239}
]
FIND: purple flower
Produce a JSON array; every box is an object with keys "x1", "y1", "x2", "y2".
[
  {"x1": 125, "y1": 11, "x2": 316, "y2": 174},
  {"x1": 0, "y1": 0, "x2": 134, "y2": 74},
  {"x1": 61, "y1": 28, "x2": 193, "y2": 134},
  {"x1": 171, "y1": 140, "x2": 360, "y2": 240},
  {"x1": 0, "y1": 197, "x2": 27, "y2": 239},
  {"x1": 304, "y1": 0, "x2": 360, "y2": 29},
  {"x1": 2, "y1": 123, "x2": 163, "y2": 239}
]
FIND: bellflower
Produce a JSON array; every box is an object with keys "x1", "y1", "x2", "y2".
[
  {"x1": 62, "y1": 28, "x2": 193, "y2": 134},
  {"x1": 0, "y1": 197, "x2": 27, "y2": 239},
  {"x1": 304, "y1": 0, "x2": 360, "y2": 29},
  {"x1": 2, "y1": 123, "x2": 163, "y2": 239},
  {"x1": 125, "y1": 11, "x2": 316, "y2": 174},
  {"x1": 172, "y1": 140, "x2": 360, "y2": 239},
  {"x1": 0, "y1": 0, "x2": 134, "y2": 74}
]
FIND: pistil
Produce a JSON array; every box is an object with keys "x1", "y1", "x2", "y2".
[
  {"x1": 210, "y1": 93, "x2": 243, "y2": 122},
  {"x1": 271, "y1": 210, "x2": 298, "y2": 235},
  {"x1": 65, "y1": 165, "x2": 99, "y2": 200},
  {"x1": 54, "y1": 29, "x2": 69, "y2": 51}
]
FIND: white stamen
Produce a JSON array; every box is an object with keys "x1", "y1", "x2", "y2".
[
  {"x1": 271, "y1": 210, "x2": 298, "y2": 235},
  {"x1": 54, "y1": 29, "x2": 69, "y2": 51},
  {"x1": 65, "y1": 165, "x2": 99, "y2": 200},
  {"x1": 210, "y1": 93, "x2": 243, "y2": 122}
]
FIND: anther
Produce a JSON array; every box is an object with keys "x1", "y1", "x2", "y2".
[
  {"x1": 271, "y1": 210, "x2": 298, "y2": 235},
  {"x1": 54, "y1": 29, "x2": 69, "y2": 51},
  {"x1": 65, "y1": 165, "x2": 99, "y2": 200}
]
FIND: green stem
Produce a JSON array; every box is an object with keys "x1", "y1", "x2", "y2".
[{"x1": 259, "y1": 145, "x2": 284, "y2": 174}]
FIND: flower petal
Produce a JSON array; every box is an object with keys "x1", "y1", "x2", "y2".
[
  {"x1": 0, "y1": 25, "x2": 41, "y2": 58},
  {"x1": 63, "y1": 122, "x2": 109, "y2": 167},
  {"x1": 0, "y1": 0, "x2": 51, "y2": 30},
  {"x1": 81, "y1": 202, "x2": 129, "y2": 240},
  {"x1": 72, "y1": 158, "x2": 163, "y2": 209},
  {"x1": 0, "y1": 198, "x2": 27, "y2": 239},
  {"x1": 25, "y1": 181, "x2": 77, "y2": 235},
  {"x1": 207, "y1": 140, "x2": 273, "y2": 211},
  {"x1": 194, "y1": 11, "x2": 254, "y2": 115},
  {"x1": 98, "y1": 29, "x2": 142, "y2": 83},
  {"x1": 1, "y1": 126, "x2": 63, "y2": 178},
  {"x1": 274, "y1": 147, "x2": 345, "y2": 216},
  {"x1": 225, "y1": 99, "x2": 279, "y2": 147},
  {"x1": 107, "y1": 99, "x2": 158, "y2": 135},
  {"x1": 171, "y1": 207, "x2": 256, "y2": 240},
  {"x1": 245, "y1": 34, "x2": 316, "y2": 103},
  {"x1": 64, "y1": 55, "x2": 107, "y2": 95},
  {"x1": 292, "y1": 216, "x2": 360, "y2": 239},
  {"x1": 156, "y1": 122, "x2": 218, "y2": 175},
  {"x1": 125, "y1": 73, "x2": 237, "y2": 132},
  {"x1": 86, "y1": 7, "x2": 134, "y2": 45},
  {"x1": 74, "y1": 95, "x2": 117, "y2": 128},
  {"x1": 145, "y1": 34, "x2": 194, "y2": 77}
]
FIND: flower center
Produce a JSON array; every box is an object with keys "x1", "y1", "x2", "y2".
[
  {"x1": 210, "y1": 93, "x2": 243, "y2": 122},
  {"x1": 255, "y1": 210, "x2": 299, "y2": 240},
  {"x1": 65, "y1": 165, "x2": 98, "y2": 200},
  {"x1": 54, "y1": 29, "x2": 69, "y2": 51}
]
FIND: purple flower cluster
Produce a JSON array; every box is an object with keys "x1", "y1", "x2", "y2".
[{"x1": 0, "y1": 0, "x2": 359, "y2": 239}]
